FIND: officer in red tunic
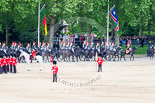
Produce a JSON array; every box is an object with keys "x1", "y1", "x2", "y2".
[
  {"x1": 31, "y1": 49, "x2": 36, "y2": 63},
  {"x1": 97, "y1": 54, "x2": 103, "y2": 72},
  {"x1": 9, "y1": 55, "x2": 13, "y2": 73},
  {"x1": 51, "y1": 61, "x2": 58, "y2": 82},
  {"x1": 13, "y1": 56, "x2": 17, "y2": 73},
  {"x1": 0, "y1": 56, "x2": 2, "y2": 74},
  {"x1": 6, "y1": 55, "x2": 10, "y2": 73}
]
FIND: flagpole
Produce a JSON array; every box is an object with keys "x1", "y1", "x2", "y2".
[
  {"x1": 40, "y1": 4, "x2": 46, "y2": 12},
  {"x1": 38, "y1": 3, "x2": 40, "y2": 47},
  {"x1": 107, "y1": 0, "x2": 109, "y2": 47},
  {"x1": 110, "y1": 5, "x2": 115, "y2": 12}
]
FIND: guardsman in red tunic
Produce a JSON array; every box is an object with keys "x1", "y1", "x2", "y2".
[
  {"x1": 9, "y1": 55, "x2": 13, "y2": 73},
  {"x1": 0, "y1": 56, "x2": 2, "y2": 74},
  {"x1": 97, "y1": 54, "x2": 103, "y2": 72},
  {"x1": 31, "y1": 49, "x2": 36, "y2": 63},
  {"x1": 51, "y1": 61, "x2": 58, "y2": 82},
  {"x1": 6, "y1": 55, "x2": 10, "y2": 73},
  {"x1": 13, "y1": 56, "x2": 17, "y2": 73},
  {"x1": 1, "y1": 57, "x2": 4, "y2": 73},
  {"x1": 3, "y1": 56, "x2": 7, "y2": 73}
]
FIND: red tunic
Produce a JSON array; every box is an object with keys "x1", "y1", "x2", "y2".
[
  {"x1": 0, "y1": 58, "x2": 2, "y2": 67},
  {"x1": 32, "y1": 51, "x2": 36, "y2": 57},
  {"x1": 97, "y1": 57, "x2": 103, "y2": 65},
  {"x1": 52, "y1": 66, "x2": 58, "y2": 74},
  {"x1": 9, "y1": 58, "x2": 13, "y2": 65},
  {"x1": 6, "y1": 58, "x2": 10, "y2": 65},
  {"x1": 127, "y1": 40, "x2": 130, "y2": 45},
  {"x1": 3, "y1": 58, "x2": 7, "y2": 66},
  {"x1": 13, "y1": 58, "x2": 17, "y2": 66}
]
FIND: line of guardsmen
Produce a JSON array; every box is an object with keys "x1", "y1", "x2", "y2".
[{"x1": 0, "y1": 54, "x2": 17, "y2": 74}]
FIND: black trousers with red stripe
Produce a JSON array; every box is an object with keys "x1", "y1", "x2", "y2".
[
  {"x1": 3, "y1": 66, "x2": 7, "y2": 73},
  {"x1": 7, "y1": 65, "x2": 9, "y2": 73},
  {"x1": 13, "y1": 65, "x2": 17, "y2": 73},
  {"x1": 98, "y1": 64, "x2": 102, "y2": 72},
  {"x1": 10, "y1": 65, "x2": 12, "y2": 73},
  {"x1": 0, "y1": 67, "x2": 2, "y2": 74},
  {"x1": 53, "y1": 74, "x2": 57, "y2": 82}
]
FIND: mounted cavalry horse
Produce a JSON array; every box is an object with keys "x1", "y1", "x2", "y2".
[
  {"x1": 19, "y1": 50, "x2": 43, "y2": 71},
  {"x1": 108, "y1": 46, "x2": 122, "y2": 61},
  {"x1": 120, "y1": 47, "x2": 137, "y2": 61},
  {"x1": 147, "y1": 45, "x2": 154, "y2": 59},
  {"x1": 36, "y1": 47, "x2": 51, "y2": 62}
]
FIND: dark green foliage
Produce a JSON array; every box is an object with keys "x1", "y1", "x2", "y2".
[{"x1": 0, "y1": 0, "x2": 154, "y2": 44}]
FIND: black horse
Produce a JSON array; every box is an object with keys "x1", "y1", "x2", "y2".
[
  {"x1": 148, "y1": 46, "x2": 154, "y2": 59},
  {"x1": 61, "y1": 48, "x2": 74, "y2": 62},
  {"x1": 89, "y1": 49, "x2": 97, "y2": 61},
  {"x1": 100, "y1": 47, "x2": 107, "y2": 60},
  {"x1": 38, "y1": 49, "x2": 51, "y2": 62},
  {"x1": 120, "y1": 47, "x2": 137, "y2": 61},
  {"x1": 110, "y1": 47, "x2": 122, "y2": 61},
  {"x1": 73, "y1": 46, "x2": 82, "y2": 62},
  {"x1": 84, "y1": 49, "x2": 90, "y2": 61}
]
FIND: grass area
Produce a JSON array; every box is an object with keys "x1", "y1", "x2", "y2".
[{"x1": 122, "y1": 45, "x2": 148, "y2": 54}]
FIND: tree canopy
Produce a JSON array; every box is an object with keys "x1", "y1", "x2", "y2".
[{"x1": 0, "y1": 0, "x2": 154, "y2": 46}]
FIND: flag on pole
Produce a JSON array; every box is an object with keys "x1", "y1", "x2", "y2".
[
  {"x1": 40, "y1": 7, "x2": 47, "y2": 36},
  {"x1": 110, "y1": 6, "x2": 119, "y2": 33}
]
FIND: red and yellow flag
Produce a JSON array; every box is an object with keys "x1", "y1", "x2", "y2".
[{"x1": 40, "y1": 7, "x2": 47, "y2": 36}]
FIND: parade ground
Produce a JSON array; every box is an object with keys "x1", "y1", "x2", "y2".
[{"x1": 0, "y1": 57, "x2": 155, "y2": 103}]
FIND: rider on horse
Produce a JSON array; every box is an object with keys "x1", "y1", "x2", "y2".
[
  {"x1": 84, "y1": 42, "x2": 89, "y2": 50},
  {"x1": 101, "y1": 41, "x2": 104, "y2": 47},
  {"x1": 96, "y1": 42, "x2": 100, "y2": 53},
  {"x1": 126, "y1": 44, "x2": 131, "y2": 54},
  {"x1": 26, "y1": 43, "x2": 31, "y2": 52},
  {"x1": 41, "y1": 41, "x2": 45, "y2": 50},
  {"x1": 90, "y1": 41, "x2": 95, "y2": 50},
  {"x1": 46, "y1": 42, "x2": 50, "y2": 50},
  {"x1": 59, "y1": 41, "x2": 63, "y2": 49},
  {"x1": 31, "y1": 48, "x2": 36, "y2": 63},
  {"x1": 32, "y1": 41, "x2": 37, "y2": 50},
  {"x1": 2, "y1": 42, "x2": 8, "y2": 50},
  {"x1": 16, "y1": 42, "x2": 21, "y2": 50},
  {"x1": 82, "y1": 41, "x2": 86, "y2": 49},
  {"x1": 38, "y1": 42, "x2": 41, "y2": 50}
]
